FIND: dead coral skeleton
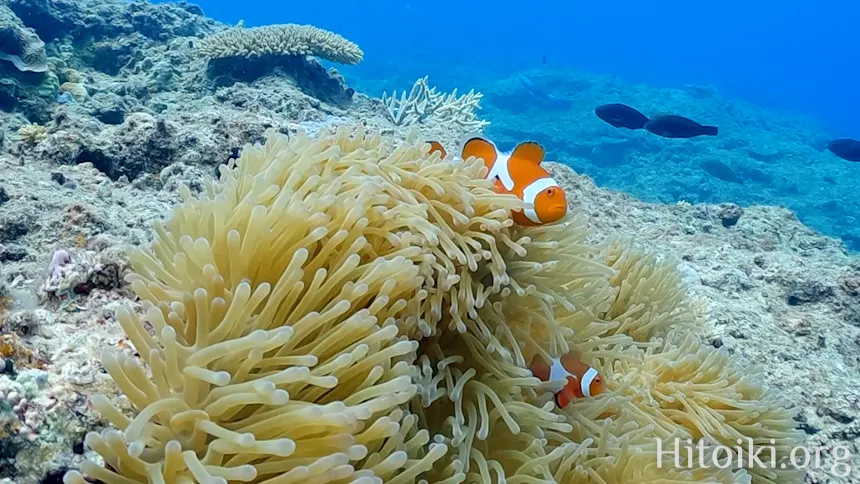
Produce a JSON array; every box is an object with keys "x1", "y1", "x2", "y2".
[
  {"x1": 0, "y1": 369, "x2": 54, "y2": 442},
  {"x1": 46, "y1": 249, "x2": 71, "y2": 280},
  {"x1": 41, "y1": 249, "x2": 123, "y2": 302},
  {"x1": 382, "y1": 75, "x2": 490, "y2": 131}
]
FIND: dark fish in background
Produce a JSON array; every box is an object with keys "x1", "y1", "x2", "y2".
[
  {"x1": 644, "y1": 114, "x2": 718, "y2": 138},
  {"x1": 827, "y1": 138, "x2": 860, "y2": 162},
  {"x1": 594, "y1": 103, "x2": 649, "y2": 129},
  {"x1": 542, "y1": 55, "x2": 547, "y2": 65},
  {"x1": 700, "y1": 160, "x2": 742, "y2": 184},
  {"x1": 517, "y1": 73, "x2": 570, "y2": 109},
  {"x1": 736, "y1": 165, "x2": 772, "y2": 185}
]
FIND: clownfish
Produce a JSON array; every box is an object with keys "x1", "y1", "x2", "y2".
[
  {"x1": 427, "y1": 136, "x2": 567, "y2": 226},
  {"x1": 529, "y1": 350, "x2": 605, "y2": 408}
]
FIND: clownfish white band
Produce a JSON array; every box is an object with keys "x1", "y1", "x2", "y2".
[
  {"x1": 546, "y1": 357, "x2": 598, "y2": 397},
  {"x1": 548, "y1": 358, "x2": 567, "y2": 383},
  {"x1": 580, "y1": 366, "x2": 598, "y2": 397},
  {"x1": 486, "y1": 152, "x2": 515, "y2": 191},
  {"x1": 522, "y1": 177, "x2": 560, "y2": 223}
]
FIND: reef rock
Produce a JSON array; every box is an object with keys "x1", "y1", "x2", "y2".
[{"x1": 0, "y1": 5, "x2": 48, "y2": 73}]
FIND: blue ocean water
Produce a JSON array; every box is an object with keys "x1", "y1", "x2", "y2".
[{"x1": 171, "y1": 0, "x2": 860, "y2": 249}]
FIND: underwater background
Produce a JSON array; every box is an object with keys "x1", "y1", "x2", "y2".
[
  {"x1": 5, "y1": 0, "x2": 860, "y2": 481},
  {"x1": 162, "y1": 0, "x2": 860, "y2": 251}
]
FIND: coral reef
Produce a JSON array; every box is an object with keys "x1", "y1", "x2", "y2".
[
  {"x1": 58, "y1": 82, "x2": 88, "y2": 102},
  {"x1": 0, "y1": 0, "x2": 856, "y2": 482},
  {"x1": 196, "y1": 24, "x2": 362, "y2": 105},
  {"x1": 0, "y1": 272, "x2": 8, "y2": 313},
  {"x1": 6, "y1": 0, "x2": 217, "y2": 43},
  {"x1": 0, "y1": 2, "x2": 55, "y2": 124},
  {"x1": 62, "y1": 127, "x2": 800, "y2": 483},
  {"x1": 2, "y1": 114, "x2": 859, "y2": 482},
  {"x1": 1, "y1": 0, "x2": 368, "y2": 169}
]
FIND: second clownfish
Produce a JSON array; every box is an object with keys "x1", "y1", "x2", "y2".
[
  {"x1": 427, "y1": 136, "x2": 568, "y2": 226},
  {"x1": 529, "y1": 350, "x2": 605, "y2": 408}
]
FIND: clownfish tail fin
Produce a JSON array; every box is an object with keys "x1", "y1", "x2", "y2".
[{"x1": 511, "y1": 141, "x2": 545, "y2": 165}]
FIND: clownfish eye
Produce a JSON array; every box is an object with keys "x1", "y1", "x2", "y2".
[{"x1": 546, "y1": 188, "x2": 555, "y2": 197}]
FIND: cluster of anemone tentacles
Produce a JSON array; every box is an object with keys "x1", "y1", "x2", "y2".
[{"x1": 64, "y1": 126, "x2": 803, "y2": 484}]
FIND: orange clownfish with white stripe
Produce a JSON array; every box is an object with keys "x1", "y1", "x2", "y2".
[
  {"x1": 529, "y1": 350, "x2": 605, "y2": 408},
  {"x1": 427, "y1": 136, "x2": 568, "y2": 226}
]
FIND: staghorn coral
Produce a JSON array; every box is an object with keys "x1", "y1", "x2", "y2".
[
  {"x1": 382, "y1": 76, "x2": 489, "y2": 132},
  {"x1": 197, "y1": 24, "x2": 363, "y2": 65},
  {"x1": 64, "y1": 126, "x2": 802, "y2": 484}
]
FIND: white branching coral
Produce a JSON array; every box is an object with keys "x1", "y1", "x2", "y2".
[{"x1": 382, "y1": 76, "x2": 489, "y2": 131}]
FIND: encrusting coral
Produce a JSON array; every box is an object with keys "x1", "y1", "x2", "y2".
[
  {"x1": 64, "y1": 126, "x2": 804, "y2": 484},
  {"x1": 197, "y1": 24, "x2": 364, "y2": 65}
]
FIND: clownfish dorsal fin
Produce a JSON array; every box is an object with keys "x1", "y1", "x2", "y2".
[
  {"x1": 568, "y1": 345, "x2": 583, "y2": 360},
  {"x1": 560, "y1": 346, "x2": 584, "y2": 371},
  {"x1": 510, "y1": 141, "x2": 545, "y2": 165},
  {"x1": 460, "y1": 136, "x2": 498, "y2": 165},
  {"x1": 427, "y1": 141, "x2": 447, "y2": 158},
  {"x1": 529, "y1": 354, "x2": 551, "y2": 382}
]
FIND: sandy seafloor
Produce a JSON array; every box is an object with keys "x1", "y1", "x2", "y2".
[{"x1": 1, "y1": 0, "x2": 860, "y2": 482}]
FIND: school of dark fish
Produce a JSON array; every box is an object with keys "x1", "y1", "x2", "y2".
[
  {"x1": 593, "y1": 102, "x2": 858, "y2": 162},
  {"x1": 594, "y1": 103, "x2": 718, "y2": 138}
]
